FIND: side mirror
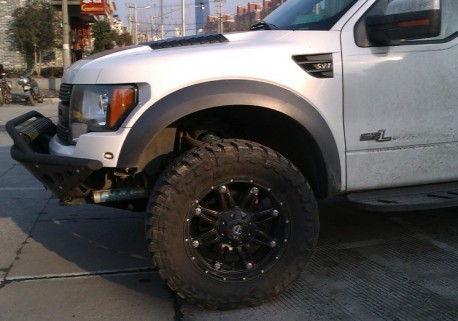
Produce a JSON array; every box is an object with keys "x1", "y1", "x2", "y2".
[{"x1": 366, "y1": 0, "x2": 441, "y2": 44}]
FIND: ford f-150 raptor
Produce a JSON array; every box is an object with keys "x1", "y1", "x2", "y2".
[{"x1": 6, "y1": 0, "x2": 458, "y2": 309}]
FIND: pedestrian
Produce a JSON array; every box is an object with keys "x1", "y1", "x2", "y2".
[
  {"x1": 71, "y1": 43, "x2": 77, "y2": 62},
  {"x1": 74, "y1": 42, "x2": 83, "y2": 61}
]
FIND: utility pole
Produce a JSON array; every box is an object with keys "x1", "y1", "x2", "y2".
[
  {"x1": 128, "y1": 6, "x2": 133, "y2": 36},
  {"x1": 134, "y1": 3, "x2": 138, "y2": 44},
  {"x1": 160, "y1": 0, "x2": 164, "y2": 39},
  {"x1": 129, "y1": 3, "x2": 151, "y2": 44},
  {"x1": 217, "y1": 0, "x2": 223, "y2": 34},
  {"x1": 62, "y1": 0, "x2": 71, "y2": 69},
  {"x1": 181, "y1": 0, "x2": 185, "y2": 36}
]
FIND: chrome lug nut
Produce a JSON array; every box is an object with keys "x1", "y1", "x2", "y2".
[
  {"x1": 270, "y1": 240, "x2": 277, "y2": 248},
  {"x1": 246, "y1": 262, "x2": 253, "y2": 270},
  {"x1": 214, "y1": 262, "x2": 222, "y2": 270},
  {"x1": 191, "y1": 240, "x2": 200, "y2": 248},
  {"x1": 219, "y1": 185, "x2": 227, "y2": 193},
  {"x1": 194, "y1": 207, "x2": 202, "y2": 215},
  {"x1": 272, "y1": 209, "x2": 279, "y2": 217},
  {"x1": 250, "y1": 187, "x2": 259, "y2": 195}
]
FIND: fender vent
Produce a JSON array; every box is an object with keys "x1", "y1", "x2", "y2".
[
  {"x1": 293, "y1": 54, "x2": 333, "y2": 78},
  {"x1": 148, "y1": 34, "x2": 229, "y2": 50}
]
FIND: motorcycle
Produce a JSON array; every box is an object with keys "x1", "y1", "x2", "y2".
[
  {"x1": 0, "y1": 73, "x2": 12, "y2": 106},
  {"x1": 18, "y1": 72, "x2": 43, "y2": 106}
]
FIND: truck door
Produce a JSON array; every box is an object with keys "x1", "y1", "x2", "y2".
[{"x1": 341, "y1": 0, "x2": 458, "y2": 190}]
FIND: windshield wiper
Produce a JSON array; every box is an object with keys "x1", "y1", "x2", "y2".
[{"x1": 250, "y1": 21, "x2": 279, "y2": 30}]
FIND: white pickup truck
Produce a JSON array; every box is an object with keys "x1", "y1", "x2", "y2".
[{"x1": 6, "y1": 0, "x2": 458, "y2": 309}]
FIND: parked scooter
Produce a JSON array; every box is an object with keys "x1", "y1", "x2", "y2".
[
  {"x1": 0, "y1": 73, "x2": 12, "y2": 106},
  {"x1": 18, "y1": 72, "x2": 43, "y2": 106}
]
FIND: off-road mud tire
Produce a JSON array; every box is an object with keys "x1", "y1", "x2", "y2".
[{"x1": 146, "y1": 139, "x2": 319, "y2": 309}]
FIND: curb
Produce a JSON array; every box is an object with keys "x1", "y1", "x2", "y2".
[
  {"x1": 44, "y1": 98, "x2": 60, "y2": 103},
  {"x1": 6, "y1": 97, "x2": 59, "y2": 105}
]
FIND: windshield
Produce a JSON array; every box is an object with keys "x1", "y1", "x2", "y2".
[{"x1": 261, "y1": 0, "x2": 359, "y2": 30}]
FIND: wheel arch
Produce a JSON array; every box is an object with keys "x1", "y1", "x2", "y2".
[{"x1": 118, "y1": 80, "x2": 341, "y2": 198}]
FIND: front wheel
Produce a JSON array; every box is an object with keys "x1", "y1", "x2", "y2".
[{"x1": 147, "y1": 139, "x2": 319, "y2": 309}]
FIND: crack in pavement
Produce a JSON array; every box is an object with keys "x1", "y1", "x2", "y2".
[{"x1": 3, "y1": 266, "x2": 157, "y2": 284}]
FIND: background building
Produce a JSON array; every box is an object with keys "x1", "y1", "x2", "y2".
[
  {"x1": 0, "y1": 0, "x2": 30, "y2": 71},
  {"x1": 235, "y1": 2, "x2": 262, "y2": 30},
  {"x1": 195, "y1": 0, "x2": 210, "y2": 33}
]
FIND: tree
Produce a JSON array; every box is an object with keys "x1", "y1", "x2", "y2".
[
  {"x1": 11, "y1": 0, "x2": 60, "y2": 75},
  {"x1": 91, "y1": 20, "x2": 115, "y2": 54},
  {"x1": 113, "y1": 30, "x2": 133, "y2": 47}
]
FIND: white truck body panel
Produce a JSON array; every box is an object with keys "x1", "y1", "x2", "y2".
[{"x1": 342, "y1": 0, "x2": 458, "y2": 190}]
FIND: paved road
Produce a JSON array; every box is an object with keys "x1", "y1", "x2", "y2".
[{"x1": 1, "y1": 102, "x2": 457, "y2": 320}]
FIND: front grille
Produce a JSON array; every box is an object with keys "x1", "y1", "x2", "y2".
[
  {"x1": 59, "y1": 83, "x2": 73, "y2": 103},
  {"x1": 57, "y1": 83, "x2": 73, "y2": 144},
  {"x1": 57, "y1": 123, "x2": 70, "y2": 143}
]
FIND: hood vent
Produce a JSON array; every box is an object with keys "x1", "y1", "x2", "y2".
[
  {"x1": 293, "y1": 54, "x2": 334, "y2": 78},
  {"x1": 147, "y1": 34, "x2": 229, "y2": 50}
]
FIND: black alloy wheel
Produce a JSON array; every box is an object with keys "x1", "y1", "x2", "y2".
[{"x1": 185, "y1": 180, "x2": 289, "y2": 282}]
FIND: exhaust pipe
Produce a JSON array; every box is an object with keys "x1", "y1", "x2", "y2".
[{"x1": 92, "y1": 188, "x2": 149, "y2": 203}]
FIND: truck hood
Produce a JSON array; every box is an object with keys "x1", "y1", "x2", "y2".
[{"x1": 63, "y1": 30, "x2": 341, "y2": 87}]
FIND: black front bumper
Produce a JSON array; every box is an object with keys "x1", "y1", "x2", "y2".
[{"x1": 6, "y1": 111, "x2": 103, "y2": 202}]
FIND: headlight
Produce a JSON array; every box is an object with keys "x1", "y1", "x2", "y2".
[{"x1": 70, "y1": 84, "x2": 137, "y2": 142}]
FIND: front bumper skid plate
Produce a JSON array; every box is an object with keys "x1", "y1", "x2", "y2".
[{"x1": 6, "y1": 111, "x2": 102, "y2": 201}]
